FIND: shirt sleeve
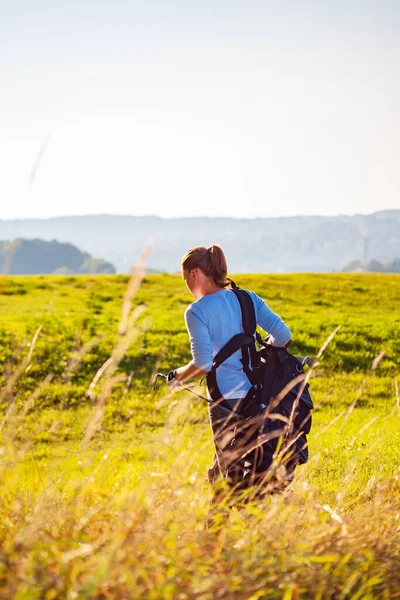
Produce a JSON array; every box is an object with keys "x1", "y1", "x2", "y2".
[
  {"x1": 248, "y1": 291, "x2": 291, "y2": 347},
  {"x1": 184, "y1": 304, "x2": 213, "y2": 371}
]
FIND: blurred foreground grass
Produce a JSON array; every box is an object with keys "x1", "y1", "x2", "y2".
[{"x1": 0, "y1": 273, "x2": 399, "y2": 598}]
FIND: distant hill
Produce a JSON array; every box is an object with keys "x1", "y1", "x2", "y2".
[
  {"x1": 0, "y1": 211, "x2": 399, "y2": 273},
  {"x1": 0, "y1": 238, "x2": 116, "y2": 275},
  {"x1": 342, "y1": 257, "x2": 400, "y2": 273}
]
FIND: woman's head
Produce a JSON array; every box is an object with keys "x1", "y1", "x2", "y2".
[{"x1": 181, "y1": 245, "x2": 230, "y2": 299}]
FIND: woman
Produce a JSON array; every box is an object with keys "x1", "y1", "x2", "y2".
[{"x1": 167, "y1": 244, "x2": 292, "y2": 490}]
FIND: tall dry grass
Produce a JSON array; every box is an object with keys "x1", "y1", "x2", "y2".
[
  {"x1": 0, "y1": 397, "x2": 399, "y2": 599},
  {"x1": 0, "y1": 270, "x2": 399, "y2": 599}
]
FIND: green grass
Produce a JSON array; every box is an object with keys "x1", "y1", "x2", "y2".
[{"x1": 0, "y1": 273, "x2": 399, "y2": 598}]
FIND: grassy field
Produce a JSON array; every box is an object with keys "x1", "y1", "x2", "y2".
[{"x1": 0, "y1": 273, "x2": 399, "y2": 599}]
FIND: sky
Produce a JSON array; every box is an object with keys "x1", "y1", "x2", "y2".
[{"x1": 1, "y1": 0, "x2": 399, "y2": 220}]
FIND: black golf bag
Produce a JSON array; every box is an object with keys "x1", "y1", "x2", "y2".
[{"x1": 206, "y1": 283, "x2": 314, "y2": 493}]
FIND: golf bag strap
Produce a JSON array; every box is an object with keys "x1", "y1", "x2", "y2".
[
  {"x1": 231, "y1": 288, "x2": 255, "y2": 336},
  {"x1": 206, "y1": 287, "x2": 261, "y2": 403},
  {"x1": 211, "y1": 333, "x2": 254, "y2": 370},
  {"x1": 206, "y1": 369, "x2": 227, "y2": 404},
  {"x1": 207, "y1": 333, "x2": 254, "y2": 403},
  {"x1": 231, "y1": 288, "x2": 262, "y2": 381}
]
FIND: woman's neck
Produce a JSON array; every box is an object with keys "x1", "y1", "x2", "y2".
[{"x1": 198, "y1": 281, "x2": 224, "y2": 298}]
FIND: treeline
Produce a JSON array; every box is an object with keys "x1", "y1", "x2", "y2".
[
  {"x1": 0, "y1": 238, "x2": 116, "y2": 275},
  {"x1": 342, "y1": 258, "x2": 400, "y2": 273}
]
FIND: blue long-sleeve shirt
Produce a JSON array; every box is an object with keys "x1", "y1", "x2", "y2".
[{"x1": 184, "y1": 288, "x2": 291, "y2": 399}]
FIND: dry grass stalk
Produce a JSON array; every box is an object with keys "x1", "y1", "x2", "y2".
[
  {"x1": 81, "y1": 249, "x2": 151, "y2": 445},
  {"x1": 371, "y1": 350, "x2": 385, "y2": 371},
  {"x1": 0, "y1": 326, "x2": 42, "y2": 431},
  {"x1": 81, "y1": 374, "x2": 127, "y2": 446},
  {"x1": 347, "y1": 349, "x2": 386, "y2": 416},
  {"x1": 20, "y1": 373, "x2": 54, "y2": 419},
  {"x1": 148, "y1": 341, "x2": 167, "y2": 387},
  {"x1": 118, "y1": 246, "x2": 151, "y2": 336},
  {"x1": 358, "y1": 415, "x2": 379, "y2": 435},
  {"x1": 82, "y1": 306, "x2": 146, "y2": 445},
  {"x1": 0, "y1": 374, "x2": 55, "y2": 446},
  {"x1": 2, "y1": 239, "x2": 19, "y2": 275},
  {"x1": 125, "y1": 370, "x2": 134, "y2": 391},
  {"x1": 316, "y1": 324, "x2": 341, "y2": 359},
  {"x1": 85, "y1": 357, "x2": 114, "y2": 400},
  {"x1": 63, "y1": 336, "x2": 102, "y2": 384}
]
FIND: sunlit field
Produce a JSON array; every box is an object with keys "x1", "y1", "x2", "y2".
[{"x1": 0, "y1": 273, "x2": 399, "y2": 599}]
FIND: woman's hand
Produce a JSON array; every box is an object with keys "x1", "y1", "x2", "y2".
[
  {"x1": 174, "y1": 361, "x2": 209, "y2": 382},
  {"x1": 166, "y1": 370, "x2": 183, "y2": 391}
]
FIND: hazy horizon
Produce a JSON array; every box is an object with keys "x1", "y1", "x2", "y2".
[
  {"x1": 1, "y1": 1, "x2": 400, "y2": 220},
  {"x1": 0, "y1": 207, "x2": 398, "y2": 223}
]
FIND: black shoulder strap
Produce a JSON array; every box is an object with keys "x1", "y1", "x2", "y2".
[
  {"x1": 206, "y1": 286, "x2": 261, "y2": 403},
  {"x1": 212, "y1": 333, "x2": 254, "y2": 370},
  {"x1": 231, "y1": 288, "x2": 256, "y2": 337},
  {"x1": 231, "y1": 288, "x2": 261, "y2": 374}
]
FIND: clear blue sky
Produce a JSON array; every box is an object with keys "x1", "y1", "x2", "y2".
[{"x1": 1, "y1": 0, "x2": 399, "y2": 219}]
